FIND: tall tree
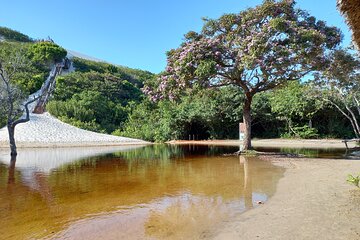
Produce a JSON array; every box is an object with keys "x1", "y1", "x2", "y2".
[
  {"x1": 144, "y1": 0, "x2": 341, "y2": 150},
  {"x1": 315, "y1": 48, "x2": 360, "y2": 138}
]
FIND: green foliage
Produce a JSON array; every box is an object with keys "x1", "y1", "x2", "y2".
[
  {"x1": 0, "y1": 27, "x2": 33, "y2": 42},
  {"x1": 314, "y1": 48, "x2": 360, "y2": 139},
  {"x1": 291, "y1": 125, "x2": 319, "y2": 139},
  {"x1": 72, "y1": 57, "x2": 152, "y2": 87},
  {"x1": 270, "y1": 81, "x2": 323, "y2": 121},
  {"x1": 48, "y1": 59, "x2": 153, "y2": 134},
  {"x1": 28, "y1": 41, "x2": 67, "y2": 64},
  {"x1": 120, "y1": 87, "x2": 243, "y2": 142},
  {"x1": 347, "y1": 174, "x2": 360, "y2": 188},
  {"x1": 0, "y1": 41, "x2": 52, "y2": 94},
  {"x1": 252, "y1": 92, "x2": 279, "y2": 138}
]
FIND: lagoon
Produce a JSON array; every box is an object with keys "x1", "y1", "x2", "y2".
[{"x1": 0, "y1": 145, "x2": 284, "y2": 239}]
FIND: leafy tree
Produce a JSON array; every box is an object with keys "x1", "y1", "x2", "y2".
[
  {"x1": 143, "y1": 0, "x2": 341, "y2": 150},
  {"x1": 315, "y1": 48, "x2": 360, "y2": 138},
  {"x1": 269, "y1": 81, "x2": 322, "y2": 138}
]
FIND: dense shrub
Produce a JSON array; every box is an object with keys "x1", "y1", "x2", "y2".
[
  {"x1": 0, "y1": 27, "x2": 33, "y2": 42},
  {"x1": 28, "y1": 41, "x2": 67, "y2": 65}
]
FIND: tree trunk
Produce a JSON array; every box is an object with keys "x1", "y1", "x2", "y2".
[
  {"x1": 243, "y1": 95, "x2": 253, "y2": 150},
  {"x1": 7, "y1": 124, "x2": 17, "y2": 156},
  {"x1": 5, "y1": 96, "x2": 39, "y2": 157}
]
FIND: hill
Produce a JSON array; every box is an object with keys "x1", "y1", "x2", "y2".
[{"x1": 0, "y1": 26, "x2": 154, "y2": 138}]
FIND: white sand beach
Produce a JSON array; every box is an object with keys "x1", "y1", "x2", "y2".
[{"x1": 0, "y1": 112, "x2": 148, "y2": 148}]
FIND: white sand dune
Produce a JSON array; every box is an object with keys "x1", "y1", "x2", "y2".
[{"x1": 0, "y1": 112, "x2": 148, "y2": 148}]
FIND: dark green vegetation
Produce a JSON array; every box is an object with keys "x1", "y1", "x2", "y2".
[
  {"x1": 47, "y1": 58, "x2": 152, "y2": 133},
  {"x1": 120, "y1": 80, "x2": 354, "y2": 142},
  {"x1": 0, "y1": 41, "x2": 66, "y2": 94},
  {"x1": 0, "y1": 27, "x2": 33, "y2": 42}
]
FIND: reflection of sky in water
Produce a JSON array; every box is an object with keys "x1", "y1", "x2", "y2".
[
  {"x1": 54, "y1": 192, "x2": 269, "y2": 240},
  {"x1": 0, "y1": 145, "x2": 284, "y2": 240}
]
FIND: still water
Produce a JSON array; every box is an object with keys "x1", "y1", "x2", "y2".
[
  {"x1": 0, "y1": 145, "x2": 284, "y2": 239},
  {"x1": 254, "y1": 146, "x2": 360, "y2": 159}
]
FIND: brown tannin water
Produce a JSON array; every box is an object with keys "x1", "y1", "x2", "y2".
[{"x1": 0, "y1": 145, "x2": 284, "y2": 239}]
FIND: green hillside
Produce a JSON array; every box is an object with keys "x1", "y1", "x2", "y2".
[
  {"x1": 0, "y1": 27, "x2": 154, "y2": 133},
  {"x1": 47, "y1": 57, "x2": 153, "y2": 133},
  {"x1": 0, "y1": 27, "x2": 33, "y2": 42}
]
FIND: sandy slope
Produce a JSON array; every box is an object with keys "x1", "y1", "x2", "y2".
[
  {"x1": 211, "y1": 157, "x2": 360, "y2": 240},
  {"x1": 0, "y1": 112, "x2": 148, "y2": 147}
]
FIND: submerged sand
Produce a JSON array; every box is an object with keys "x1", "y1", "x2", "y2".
[{"x1": 211, "y1": 157, "x2": 360, "y2": 240}]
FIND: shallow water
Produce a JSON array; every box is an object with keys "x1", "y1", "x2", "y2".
[
  {"x1": 254, "y1": 146, "x2": 360, "y2": 159},
  {"x1": 0, "y1": 145, "x2": 284, "y2": 239}
]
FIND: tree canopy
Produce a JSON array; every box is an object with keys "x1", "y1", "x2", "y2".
[
  {"x1": 315, "y1": 48, "x2": 360, "y2": 138},
  {"x1": 144, "y1": 0, "x2": 341, "y2": 149}
]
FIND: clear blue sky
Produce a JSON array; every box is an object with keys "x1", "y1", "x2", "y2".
[{"x1": 1, "y1": 0, "x2": 351, "y2": 73}]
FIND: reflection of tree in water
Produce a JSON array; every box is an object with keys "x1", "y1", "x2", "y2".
[
  {"x1": 56, "y1": 145, "x2": 184, "y2": 172},
  {"x1": 6, "y1": 156, "x2": 54, "y2": 204},
  {"x1": 56, "y1": 145, "x2": 241, "y2": 172},
  {"x1": 114, "y1": 144, "x2": 184, "y2": 161},
  {"x1": 240, "y1": 156, "x2": 253, "y2": 208},
  {"x1": 7, "y1": 156, "x2": 16, "y2": 185}
]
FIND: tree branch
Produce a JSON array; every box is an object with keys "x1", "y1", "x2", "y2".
[{"x1": 11, "y1": 96, "x2": 40, "y2": 127}]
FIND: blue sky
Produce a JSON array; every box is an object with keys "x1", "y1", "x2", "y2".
[{"x1": 1, "y1": 0, "x2": 351, "y2": 73}]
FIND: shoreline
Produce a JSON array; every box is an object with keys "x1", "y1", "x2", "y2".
[
  {"x1": 168, "y1": 139, "x2": 356, "y2": 149},
  {"x1": 210, "y1": 156, "x2": 360, "y2": 239},
  {"x1": 0, "y1": 141, "x2": 151, "y2": 149},
  {"x1": 0, "y1": 138, "x2": 355, "y2": 149}
]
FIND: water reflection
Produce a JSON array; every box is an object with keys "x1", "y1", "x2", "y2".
[
  {"x1": 7, "y1": 156, "x2": 16, "y2": 185},
  {"x1": 0, "y1": 145, "x2": 284, "y2": 239},
  {"x1": 254, "y1": 146, "x2": 360, "y2": 159}
]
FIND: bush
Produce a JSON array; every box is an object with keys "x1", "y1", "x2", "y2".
[
  {"x1": 293, "y1": 125, "x2": 319, "y2": 139},
  {"x1": 28, "y1": 41, "x2": 67, "y2": 64}
]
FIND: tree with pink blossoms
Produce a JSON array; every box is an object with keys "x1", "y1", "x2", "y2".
[{"x1": 144, "y1": 0, "x2": 341, "y2": 150}]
